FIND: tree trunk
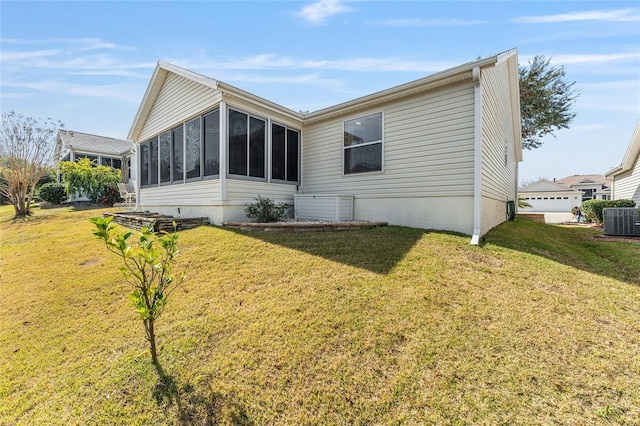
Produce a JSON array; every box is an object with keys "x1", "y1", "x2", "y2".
[{"x1": 146, "y1": 318, "x2": 159, "y2": 365}]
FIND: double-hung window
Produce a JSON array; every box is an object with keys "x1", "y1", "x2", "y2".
[{"x1": 343, "y1": 112, "x2": 383, "y2": 174}]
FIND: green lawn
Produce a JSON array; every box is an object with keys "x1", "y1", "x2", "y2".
[{"x1": 1, "y1": 204, "x2": 639, "y2": 425}]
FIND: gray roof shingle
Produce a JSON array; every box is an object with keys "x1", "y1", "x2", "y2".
[{"x1": 57, "y1": 130, "x2": 133, "y2": 159}]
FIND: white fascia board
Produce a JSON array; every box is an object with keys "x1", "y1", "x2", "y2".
[
  {"x1": 217, "y1": 81, "x2": 304, "y2": 123},
  {"x1": 621, "y1": 120, "x2": 640, "y2": 171},
  {"x1": 604, "y1": 165, "x2": 623, "y2": 177},
  {"x1": 128, "y1": 61, "x2": 167, "y2": 141}
]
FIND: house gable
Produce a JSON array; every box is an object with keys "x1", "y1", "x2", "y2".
[{"x1": 520, "y1": 179, "x2": 578, "y2": 193}]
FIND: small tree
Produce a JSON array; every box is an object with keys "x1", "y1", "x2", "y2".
[
  {"x1": 0, "y1": 111, "x2": 63, "y2": 216},
  {"x1": 90, "y1": 216, "x2": 185, "y2": 365},
  {"x1": 519, "y1": 55, "x2": 579, "y2": 150}
]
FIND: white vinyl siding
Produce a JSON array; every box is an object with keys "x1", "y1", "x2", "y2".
[
  {"x1": 613, "y1": 156, "x2": 640, "y2": 203},
  {"x1": 225, "y1": 179, "x2": 297, "y2": 204},
  {"x1": 480, "y1": 61, "x2": 518, "y2": 202},
  {"x1": 138, "y1": 73, "x2": 221, "y2": 142},
  {"x1": 139, "y1": 179, "x2": 221, "y2": 205},
  {"x1": 302, "y1": 82, "x2": 475, "y2": 197}
]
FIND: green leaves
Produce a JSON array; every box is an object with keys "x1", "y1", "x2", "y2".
[
  {"x1": 519, "y1": 55, "x2": 579, "y2": 150},
  {"x1": 59, "y1": 158, "x2": 121, "y2": 201},
  {"x1": 89, "y1": 216, "x2": 185, "y2": 363}
]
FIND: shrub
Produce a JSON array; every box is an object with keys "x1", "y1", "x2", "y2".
[
  {"x1": 245, "y1": 196, "x2": 288, "y2": 223},
  {"x1": 59, "y1": 158, "x2": 121, "y2": 202},
  {"x1": 96, "y1": 184, "x2": 122, "y2": 207},
  {"x1": 581, "y1": 199, "x2": 637, "y2": 225},
  {"x1": 36, "y1": 172, "x2": 57, "y2": 188},
  {"x1": 613, "y1": 199, "x2": 636, "y2": 208},
  {"x1": 38, "y1": 182, "x2": 68, "y2": 204}
]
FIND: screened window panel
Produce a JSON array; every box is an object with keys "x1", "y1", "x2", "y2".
[
  {"x1": 185, "y1": 118, "x2": 200, "y2": 179},
  {"x1": 228, "y1": 110, "x2": 248, "y2": 176},
  {"x1": 286, "y1": 129, "x2": 299, "y2": 183},
  {"x1": 344, "y1": 112, "x2": 382, "y2": 147},
  {"x1": 140, "y1": 143, "x2": 149, "y2": 187},
  {"x1": 101, "y1": 157, "x2": 112, "y2": 167},
  {"x1": 112, "y1": 158, "x2": 122, "y2": 170},
  {"x1": 344, "y1": 143, "x2": 382, "y2": 174},
  {"x1": 271, "y1": 124, "x2": 286, "y2": 181},
  {"x1": 149, "y1": 137, "x2": 158, "y2": 185},
  {"x1": 159, "y1": 131, "x2": 171, "y2": 183},
  {"x1": 172, "y1": 126, "x2": 184, "y2": 182},
  {"x1": 203, "y1": 110, "x2": 220, "y2": 176},
  {"x1": 249, "y1": 117, "x2": 265, "y2": 178}
]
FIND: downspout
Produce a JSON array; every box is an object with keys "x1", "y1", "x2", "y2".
[
  {"x1": 470, "y1": 66, "x2": 483, "y2": 245},
  {"x1": 133, "y1": 144, "x2": 141, "y2": 212}
]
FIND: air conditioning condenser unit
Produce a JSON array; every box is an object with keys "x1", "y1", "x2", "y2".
[{"x1": 603, "y1": 208, "x2": 640, "y2": 237}]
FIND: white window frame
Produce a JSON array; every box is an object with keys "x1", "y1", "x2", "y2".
[{"x1": 342, "y1": 111, "x2": 384, "y2": 176}]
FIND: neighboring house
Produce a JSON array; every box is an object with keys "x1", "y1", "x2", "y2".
[
  {"x1": 605, "y1": 120, "x2": 640, "y2": 204},
  {"x1": 55, "y1": 130, "x2": 136, "y2": 201},
  {"x1": 519, "y1": 179, "x2": 583, "y2": 212},
  {"x1": 555, "y1": 174, "x2": 612, "y2": 202},
  {"x1": 128, "y1": 50, "x2": 522, "y2": 244}
]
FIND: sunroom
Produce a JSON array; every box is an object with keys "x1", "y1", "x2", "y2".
[{"x1": 130, "y1": 61, "x2": 304, "y2": 223}]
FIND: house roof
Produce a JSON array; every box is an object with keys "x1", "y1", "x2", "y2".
[
  {"x1": 555, "y1": 174, "x2": 612, "y2": 188},
  {"x1": 128, "y1": 50, "x2": 522, "y2": 163},
  {"x1": 56, "y1": 130, "x2": 133, "y2": 161},
  {"x1": 519, "y1": 179, "x2": 581, "y2": 193},
  {"x1": 605, "y1": 120, "x2": 640, "y2": 177}
]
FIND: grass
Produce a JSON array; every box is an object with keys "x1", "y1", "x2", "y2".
[{"x1": 1, "y1": 204, "x2": 639, "y2": 425}]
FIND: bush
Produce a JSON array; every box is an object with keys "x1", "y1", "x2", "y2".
[
  {"x1": 581, "y1": 199, "x2": 636, "y2": 225},
  {"x1": 36, "y1": 172, "x2": 57, "y2": 188},
  {"x1": 245, "y1": 196, "x2": 288, "y2": 223},
  {"x1": 96, "y1": 185, "x2": 122, "y2": 207},
  {"x1": 613, "y1": 199, "x2": 636, "y2": 208},
  {"x1": 38, "y1": 182, "x2": 68, "y2": 205}
]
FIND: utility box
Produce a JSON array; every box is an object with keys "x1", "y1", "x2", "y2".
[
  {"x1": 294, "y1": 195, "x2": 354, "y2": 222},
  {"x1": 603, "y1": 208, "x2": 640, "y2": 237}
]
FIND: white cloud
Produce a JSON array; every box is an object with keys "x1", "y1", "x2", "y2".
[
  {"x1": 371, "y1": 18, "x2": 486, "y2": 27},
  {"x1": 0, "y1": 50, "x2": 61, "y2": 61},
  {"x1": 173, "y1": 54, "x2": 456, "y2": 74},
  {"x1": 2, "y1": 79, "x2": 141, "y2": 103},
  {"x1": 519, "y1": 52, "x2": 640, "y2": 66},
  {"x1": 1, "y1": 37, "x2": 130, "y2": 50},
  {"x1": 297, "y1": 0, "x2": 352, "y2": 24},
  {"x1": 514, "y1": 8, "x2": 640, "y2": 24},
  {"x1": 550, "y1": 52, "x2": 640, "y2": 65}
]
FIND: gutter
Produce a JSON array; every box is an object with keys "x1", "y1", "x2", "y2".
[{"x1": 470, "y1": 66, "x2": 483, "y2": 245}]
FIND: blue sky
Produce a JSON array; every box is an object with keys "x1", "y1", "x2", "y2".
[{"x1": 1, "y1": 0, "x2": 639, "y2": 183}]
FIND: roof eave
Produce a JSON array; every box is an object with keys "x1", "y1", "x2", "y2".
[{"x1": 303, "y1": 54, "x2": 502, "y2": 124}]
